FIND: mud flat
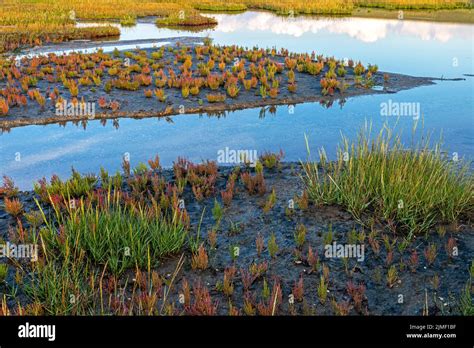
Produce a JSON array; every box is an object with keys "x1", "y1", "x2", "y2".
[
  {"x1": 0, "y1": 38, "x2": 446, "y2": 129},
  {"x1": 0, "y1": 161, "x2": 473, "y2": 315}
]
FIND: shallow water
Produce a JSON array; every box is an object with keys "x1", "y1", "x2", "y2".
[{"x1": 1, "y1": 11, "x2": 473, "y2": 189}]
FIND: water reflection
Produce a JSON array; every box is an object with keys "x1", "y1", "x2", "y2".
[
  {"x1": 20, "y1": 11, "x2": 473, "y2": 77},
  {"x1": 207, "y1": 12, "x2": 472, "y2": 43},
  {"x1": 0, "y1": 99, "x2": 350, "y2": 135},
  {"x1": 77, "y1": 12, "x2": 472, "y2": 44},
  {"x1": 1, "y1": 11, "x2": 472, "y2": 189}
]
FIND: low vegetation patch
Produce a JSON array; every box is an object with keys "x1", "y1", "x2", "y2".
[
  {"x1": 156, "y1": 11, "x2": 218, "y2": 28},
  {"x1": 355, "y1": 0, "x2": 472, "y2": 10},
  {"x1": 194, "y1": 2, "x2": 248, "y2": 12},
  {"x1": 1, "y1": 39, "x2": 389, "y2": 122}
]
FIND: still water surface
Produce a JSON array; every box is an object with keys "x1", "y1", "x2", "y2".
[{"x1": 1, "y1": 12, "x2": 472, "y2": 189}]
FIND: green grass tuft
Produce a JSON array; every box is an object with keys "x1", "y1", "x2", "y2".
[
  {"x1": 37, "y1": 189, "x2": 188, "y2": 274},
  {"x1": 302, "y1": 124, "x2": 474, "y2": 234}
]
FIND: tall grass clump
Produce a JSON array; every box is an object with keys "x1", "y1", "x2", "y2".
[
  {"x1": 37, "y1": 188, "x2": 188, "y2": 274},
  {"x1": 302, "y1": 124, "x2": 473, "y2": 234},
  {"x1": 25, "y1": 258, "x2": 97, "y2": 315}
]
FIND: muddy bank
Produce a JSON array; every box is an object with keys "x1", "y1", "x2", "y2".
[
  {"x1": 13, "y1": 37, "x2": 203, "y2": 57},
  {"x1": 0, "y1": 39, "x2": 443, "y2": 129},
  {"x1": 0, "y1": 163, "x2": 472, "y2": 315}
]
